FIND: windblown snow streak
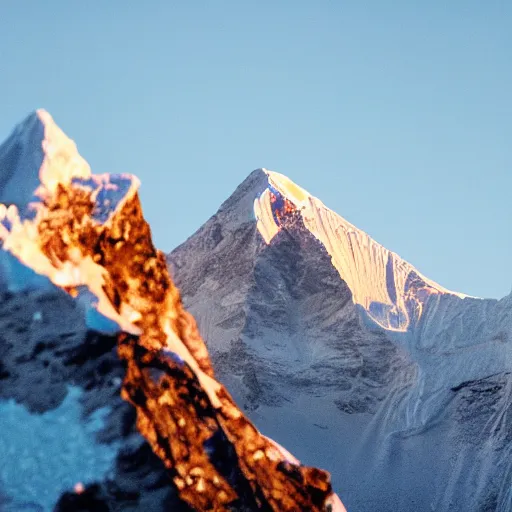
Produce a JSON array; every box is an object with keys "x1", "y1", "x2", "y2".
[
  {"x1": 0, "y1": 112, "x2": 345, "y2": 511},
  {"x1": 254, "y1": 169, "x2": 470, "y2": 332}
]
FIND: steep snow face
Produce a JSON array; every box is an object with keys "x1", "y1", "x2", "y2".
[
  {"x1": 254, "y1": 169, "x2": 471, "y2": 332},
  {"x1": 169, "y1": 168, "x2": 512, "y2": 512}
]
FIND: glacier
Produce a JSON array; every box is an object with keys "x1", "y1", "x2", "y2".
[{"x1": 169, "y1": 168, "x2": 512, "y2": 512}]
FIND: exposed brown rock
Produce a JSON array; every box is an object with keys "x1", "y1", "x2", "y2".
[{"x1": 34, "y1": 181, "x2": 339, "y2": 511}]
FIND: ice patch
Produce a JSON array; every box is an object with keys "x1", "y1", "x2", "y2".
[{"x1": 0, "y1": 386, "x2": 119, "y2": 512}]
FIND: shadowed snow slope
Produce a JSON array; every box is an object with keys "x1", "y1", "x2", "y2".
[
  {"x1": 0, "y1": 113, "x2": 345, "y2": 512},
  {"x1": 168, "y1": 168, "x2": 512, "y2": 512}
]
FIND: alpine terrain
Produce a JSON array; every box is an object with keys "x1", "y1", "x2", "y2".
[
  {"x1": 0, "y1": 111, "x2": 345, "y2": 512},
  {"x1": 168, "y1": 169, "x2": 512, "y2": 512}
]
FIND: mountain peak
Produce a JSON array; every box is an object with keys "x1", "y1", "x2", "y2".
[
  {"x1": 0, "y1": 113, "x2": 345, "y2": 511},
  {"x1": 0, "y1": 111, "x2": 140, "y2": 333},
  {"x1": 250, "y1": 168, "x2": 473, "y2": 332},
  {"x1": 0, "y1": 109, "x2": 93, "y2": 213}
]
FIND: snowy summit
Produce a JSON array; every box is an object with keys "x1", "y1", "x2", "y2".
[{"x1": 0, "y1": 111, "x2": 346, "y2": 512}]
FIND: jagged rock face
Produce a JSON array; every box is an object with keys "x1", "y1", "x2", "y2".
[
  {"x1": 0, "y1": 112, "x2": 344, "y2": 512},
  {"x1": 168, "y1": 169, "x2": 512, "y2": 512}
]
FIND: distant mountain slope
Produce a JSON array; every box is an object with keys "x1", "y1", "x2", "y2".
[{"x1": 168, "y1": 168, "x2": 512, "y2": 512}]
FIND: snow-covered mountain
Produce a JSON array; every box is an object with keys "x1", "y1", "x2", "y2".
[
  {"x1": 0, "y1": 112, "x2": 345, "y2": 512},
  {"x1": 168, "y1": 168, "x2": 512, "y2": 512}
]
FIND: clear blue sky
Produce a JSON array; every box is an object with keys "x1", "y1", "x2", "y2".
[{"x1": 0, "y1": 2, "x2": 510, "y2": 299}]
